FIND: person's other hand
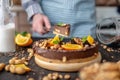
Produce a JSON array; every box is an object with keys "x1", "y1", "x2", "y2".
[{"x1": 32, "y1": 14, "x2": 51, "y2": 35}]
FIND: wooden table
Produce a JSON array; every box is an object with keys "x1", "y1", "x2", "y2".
[{"x1": 0, "y1": 38, "x2": 120, "y2": 80}]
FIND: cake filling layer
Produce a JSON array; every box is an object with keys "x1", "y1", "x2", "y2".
[{"x1": 33, "y1": 42, "x2": 98, "y2": 60}]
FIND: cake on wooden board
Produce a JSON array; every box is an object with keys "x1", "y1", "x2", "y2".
[{"x1": 33, "y1": 35, "x2": 101, "y2": 72}]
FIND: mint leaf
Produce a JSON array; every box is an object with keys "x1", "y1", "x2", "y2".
[
  {"x1": 21, "y1": 31, "x2": 28, "y2": 36},
  {"x1": 82, "y1": 36, "x2": 87, "y2": 43},
  {"x1": 53, "y1": 40, "x2": 59, "y2": 44},
  {"x1": 15, "y1": 31, "x2": 19, "y2": 36},
  {"x1": 57, "y1": 22, "x2": 64, "y2": 26},
  {"x1": 60, "y1": 36, "x2": 64, "y2": 41}
]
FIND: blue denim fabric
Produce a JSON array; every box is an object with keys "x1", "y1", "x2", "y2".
[{"x1": 32, "y1": 0, "x2": 96, "y2": 38}]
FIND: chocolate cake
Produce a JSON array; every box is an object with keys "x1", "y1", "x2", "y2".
[
  {"x1": 53, "y1": 23, "x2": 70, "y2": 37},
  {"x1": 33, "y1": 35, "x2": 101, "y2": 72},
  {"x1": 33, "y1": 40, "x2": 98, "y2": 62}
]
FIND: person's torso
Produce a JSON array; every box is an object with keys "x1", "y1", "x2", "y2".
[{"x1": 33, "y1": 0, "x2": 96, "y2": 38}]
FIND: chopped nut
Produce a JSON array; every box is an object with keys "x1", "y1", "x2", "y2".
[
  {"x1": 14, "y1": 59, "x2": 23, "y2": 64},
  {"x1": 47, "y1": 73, "x2": 52, "y2": 79},
  {"x1": 103, "y1": 45, "x2": 107, "y2": 49},
  {"x1": 107, "y1": 48, "x2": 111, "y2": 52},
  {"x1": 0, "y1": 63, "x2": 5, "y2": 71},
  {"x1": 47, "y1": 39, "x2": 52, "y2": 42},
  {"x1": 73, "y1": 38, "x2": 83, "y2": 45},
  {"x1": 41, "y1": 46, "x2": 46, "y2": 49},
  {"x1": 39, "y1": 43, "x2": 43, "y2": 47},
  {"x1": 111, "y1": 56, "x2": 114, "y2": 59},
  {"x1": 52, "y1": 75, "x2": 58, "y2": 80},
  {"x1": 84, "y1": 45, "x2": 89, "y2": 48},
  {"x1": 28, "y1": 78, "x2": 35, "y2": 80},
  {"x1": 35, "y1": 42, "x2": 39, "y2": 46},
  {"x1": 54, "y1": 44, "x2": 60, "y2": 49},
  {"x1": 42, "y1": 76, "x2": 50, "y2": 80},
  {"x1": 24, "y1": 61, "x2": 29, "y2": 65},
  {"x1": 43, "y1": 40, "x2": 48, "y2": 47},
  {"x1": 27, "y1": 48, "x2": 34, "y2": 53},
  {"x1": 64, "y1": 74, "x2": 70, "y2": 80},
  {"x1": 59, "y1": 74, "x2": 63, "y2": 79},
  {"x1": 58, "y1": 47, "x2": 63, "y2": 50},
  {"x1": 21, "y1": 57, "x2": 26, "y2": 61},
  {"x1": 9, "y1": 59, "x2": 15, "y2": 64},
  {"x1": 27, "y1": 52, "x2": 34, "y2": 60},
  {"x1": 5, "y1": 65, "x2": 10, "y2": 71},
  {"x1": 11, "y1": 57, "x2": 18, "y2": 60},
  {"x1": 62, "y1": 56, "x2": 67, "y2": 62},
  {"x1": 50, "y1": 46, "x2": 54, "y2": 49},
  {"x1": 75, "y1": 78, "x2": 80, "y2": 80},
  {"x1": 92, "y1": 43, "x2": 96, "y2": 46},
  {"x1": 52, "y1": 72, "x2": 59, "y2": 78},
  {"x1": 102, "y1": 59, "x2": 107, "y2": 63},
  {"x1": 9, "y1": 65, "x2": 16, "y2": 73}
]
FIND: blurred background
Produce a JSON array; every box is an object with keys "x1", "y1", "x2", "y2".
[{"x1": 7, "y1": 0, "x2": 120, "y2": 33}]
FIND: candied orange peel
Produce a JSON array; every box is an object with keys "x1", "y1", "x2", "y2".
[
  {"x1": 15, "y1": 64, "x2": 31, "y2": 72},
  {"x1": 87, "y1": 35, "x2": 94, "y2": 45},
  {"x1": 49, "y1": 35, "x2": 60, "y2": 45}
]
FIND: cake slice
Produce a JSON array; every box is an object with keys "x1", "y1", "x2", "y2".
[{"x1": 53, "y1": 23, "x2": 70, "y2": 37}]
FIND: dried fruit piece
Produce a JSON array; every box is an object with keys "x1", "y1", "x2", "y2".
[{"x1": 15, "y1": 64, "x2": 31, "y2": 72}]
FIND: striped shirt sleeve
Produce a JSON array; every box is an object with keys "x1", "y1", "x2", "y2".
[{"x1": 21, "y1": 0, "x2": 43, "y2": 21}]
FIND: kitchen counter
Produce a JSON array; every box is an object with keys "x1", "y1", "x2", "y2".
[{"x1": 0, "y1": 38, "x2": 120, "y2": 80}]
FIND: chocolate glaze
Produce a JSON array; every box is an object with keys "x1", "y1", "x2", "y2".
[{"x1": 33, "y1": 40, "x2": 99, "y2": 60}]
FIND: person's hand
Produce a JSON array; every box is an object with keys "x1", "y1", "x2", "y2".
[{"x1": 32, "y1": 13, "x2": 51, "y2": 35}]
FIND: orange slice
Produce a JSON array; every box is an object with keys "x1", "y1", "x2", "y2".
[
  {"x1": 15, "y1": 64, "x2": 31, "y2": 72},
  {"x1": 87, "y1": 35, "x2": 94, "y2": 45},
  {"x1": 25, "y1": 33, "x2": 31, "y2": 38},
  {"x1": 61, "y1": 43, "x2": 83, "y2": 50},
  {"x1": 49, "y1": 35, "x2": 60, "y2": 45},
  {"x1": 25, "y1": 38, "x2": 33, "y2": 46},
  {"x1": 15, "y1": 34, "x2": 31, "y2": 46}
]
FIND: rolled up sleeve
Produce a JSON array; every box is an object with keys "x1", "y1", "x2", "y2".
[{"x1": 21, "y1": 0, "x2": 43, "y2": 22}]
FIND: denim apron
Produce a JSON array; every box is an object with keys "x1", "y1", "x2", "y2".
[{"x1": 32, "y1": 0, "x2": 96, "y2": 38}]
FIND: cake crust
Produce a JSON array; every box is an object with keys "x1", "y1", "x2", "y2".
[{"x1": 34, "y1": 52, "x2": 101, "y2": 72}]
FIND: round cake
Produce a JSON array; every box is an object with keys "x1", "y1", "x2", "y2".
[{"x1": 33, "y1": 35, "x2": 101, "y2": 72}]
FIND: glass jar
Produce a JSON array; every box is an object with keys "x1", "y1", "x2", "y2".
[
  {"x1": 0, "y1": 0, "x2": 15, "y2": 52},
  {"x1": 96, "y1": 17, "x2": 120, "y2": 45}
]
